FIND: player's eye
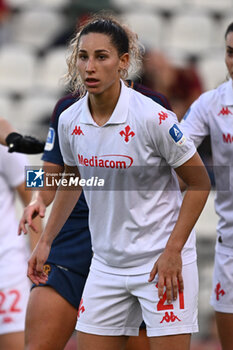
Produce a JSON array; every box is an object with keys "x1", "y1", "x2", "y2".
[
  {"x1": 78, "y1": 54, "x2": 88, "y2": 60},
  {"x1": 227, "y1": 49, "x2": 233, "y2": 56},
  {"x1": 97, "y1": 54, "x2": 107, "y2": 60}
]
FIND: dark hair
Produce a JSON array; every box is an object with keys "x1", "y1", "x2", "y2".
[
  {"x1": 225, "y1": 22, "x2": 233, "y2": 39},
  {"x1": 65, "y1": 13, "x2": 143, "y2": 95},
  {"x1": 79, "y1": 18, "x2": 129, "y2": 57}
]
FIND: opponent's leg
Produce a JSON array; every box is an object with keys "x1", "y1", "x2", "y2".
[
  {"x1": 215, "y1": 311, "x2": 233, "y2": 350},
  {"x1": 77, "y1": 331, "x2": 128, "y2": 350},
  {"x1": 150, "y1": 333, "x2": 191, "y2": 350},
  {"x1": 0, "y1": 332, "x2": 24, "y2": 350},
  {"x1": 25, "y1": 286, "x2": 78, "y2": 350}
]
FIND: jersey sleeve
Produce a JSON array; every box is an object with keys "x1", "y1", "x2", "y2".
[
  {"x1": 58, "y1": 112, "x2": 77, "y2": 167},
  {"x1": 0, "y1": 145, "x2": 27, "y2": 187},
  {"x1": 42, "y1": 95, "x2": 78, "y2": 166},
  {"x1": 146, "y1": 106, "x2": 196, "y2": 168},
  {"x1": 181, "y1": 93, "x2": 210, "y2": 148}
]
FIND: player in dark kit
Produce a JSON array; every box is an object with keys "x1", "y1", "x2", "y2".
[{"x1": 20, "y1": 80, "x2": 171, "y2": 350}]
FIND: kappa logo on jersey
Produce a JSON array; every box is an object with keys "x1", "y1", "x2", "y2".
[
  {"x1": 222, "y1": 133, "x2": 233, "y2": 143},
  {"x1": 215, "y1": 282, "x2": 225, "y2": 301},
  {"x1": 169, "y1": 124, "x2": 186, "y2": 146},
  {"x1": 71, "y1": 125, "x2": 84, "y2": 135},
  {"x1": 158, "y1": 111, "x2": 168, "y2": 124},
  {"x1": 44, "y1": 127, "x2": 55, "y2": 151},
  {"x1": 78, "y1": 154, "x2": 133, "y2": 168},
  {"x1": 218, "y1": 107, "x2": 233, "y2": 116},
  {"x1": 77, "y1": 298, "x2": 85, "y2": 318},
  {"x1": 26, "y1": 168, "x2": 44, "y2": 188},
  {"x1": 119, "y1": 125, "x2": 135, "y2": 143},
  {"x1": 160, "y1": 311, "x2": 181, "y2": 324}
]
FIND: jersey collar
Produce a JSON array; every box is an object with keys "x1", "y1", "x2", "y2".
[
  {"x1": 223, "y1": 79, "x2": 233, "y2": 106},
  {"x1": 79, "y1": 80, "x2": 129, "y2": 126}
]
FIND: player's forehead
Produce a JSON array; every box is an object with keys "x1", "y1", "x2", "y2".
[
  {"x1": 226, "y1": 31, "x2": 233, "y2": 47},
  {"x1": 78, "y1": 32, "x2": 115, "y2": 53}
]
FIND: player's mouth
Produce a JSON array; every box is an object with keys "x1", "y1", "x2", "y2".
[{"x1": 85, "y1": 78, "x2": 100, "y2": 87}]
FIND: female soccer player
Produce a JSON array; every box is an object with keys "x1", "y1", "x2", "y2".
[
  {"x1": 181, "y1": 22, "x2": 233, "y2": 350},
  {"x1": 19, "y1": 13, "x2": 210, "y2": 350},
  {"x1": 0, "y1": 118, "x2": 42, "y2": 350},
  {"x1": 20, "y1": 84, "x2": 171, "y2": 350}
]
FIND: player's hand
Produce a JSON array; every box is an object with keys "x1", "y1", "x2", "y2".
[
  {"x1": 148, "y1": 248, "x2": 183, "y2": 304},
  {"x1": 5, "y1": 132, "x2": 45, "y2": 154},
  {"x1": 27, "y1": 240, "x2": 50, "y2": 285},
  {"x1": 18, "y1": 199, "x2": 46, "y2": 235}
]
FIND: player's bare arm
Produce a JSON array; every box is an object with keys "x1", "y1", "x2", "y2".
[
  {"x1": 19, "y1": 162, "x2": 64, "y2": 234},
  {"x1": 27, "y1": 164, "x2": 82, "y2": 285},
  {"x1": 149, "y1": 152, "x2": 210, "y2": 303},
  {"x1": 0, "y1": 116, "x2": 16, "y2": 144},
  {"x1": 16, "y1": 181, "x2": 43, "y2": 250}
]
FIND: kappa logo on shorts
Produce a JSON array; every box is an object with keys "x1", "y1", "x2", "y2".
[
  {"x1": 215, "y1": 282, "x2": 225, "y2": 301},
  {"x1": 160, "y1": 311, "x2": 181, "y2": 324},
  {"x1": 77, "y1": 298, "x2": 85, "y2": 318},
  {"x1": 43, "y1": 264, "x2": 51, "y2": 276},
  {"x1": 3, "y1": 316, "x2": 13, "y2": 323},
  {"x1": 119, "y1": 125, "x2": 135, "y2": 143},
  {"x1": 71, "y1": 125, "x2": 84, "y2": 135}
]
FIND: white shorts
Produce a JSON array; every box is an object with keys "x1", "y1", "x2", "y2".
[
  {"x1": 0, "y1": 277, "x2": 30, "y2": 335},
  {"x1": 76, "y1": 261, "x2": 198, "y2": 337},
  {"x1": 210, "y1": 251, "x2": 233, "y2": 313}
]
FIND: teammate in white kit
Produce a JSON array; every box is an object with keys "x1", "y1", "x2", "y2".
[
  {"x1": 0, "y1": 117, "x2": 42, "y2": 349},
  {"x1": 181, "y1": 22, "x2": 233, "y2": 350},
  {"x1": 20, "y1": 14, "x2": 210, "y2": 350},
  {"x1": 0, "y1": 146, "x2": 32, "y2": 350}
]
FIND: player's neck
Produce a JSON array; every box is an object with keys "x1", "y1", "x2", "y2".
[{"x1": 88, "y1": 83, "x2": 121, "y2": 126}]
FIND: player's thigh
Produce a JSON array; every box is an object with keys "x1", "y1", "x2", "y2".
[
  {"x1": 0, "y1": 331, "x2": 24, "y2": 350},
  {"x1": 77, "y1": 331, "x2": 128, "y2": 350},
  {"x1": 149, "y1": 333, "x2": 191, "y2": 350},
  {"x1": 215, "y1": 311, "x2": 233, "y2": 350},
  {"x1": 25, "y1": 286, "x2": 78, "y2": 350},
  {"x1": 125, "y1": 328, "x2": 150, "y2": 350}
]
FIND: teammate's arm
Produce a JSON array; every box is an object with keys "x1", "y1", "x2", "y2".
[
  {"x1": 0, "y1": 117, "x2": 45, "y2": 153},
  {"x1": 16, "y1": 182, "x2": 43, "y2": 251},
  {"x1": 24, "y1": 164, "x2": 82, "y2": 285},
  {"x1": 149, "y1": 152, "x2": 210, "y2": 303},
  {"x1": 19, "y1": 162, "x2": 64, "y2": 234},
  {"x1": 0, "y1": 116, "x2": 15, "y2": 145}
]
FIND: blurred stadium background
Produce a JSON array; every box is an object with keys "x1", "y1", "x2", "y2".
[{"x1": 1, "y1": 0, "x2": 231, "y2": 348}]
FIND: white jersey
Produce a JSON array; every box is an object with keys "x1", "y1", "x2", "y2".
[
  {"x1": 181, "y1": 79, "x2": 233, "y2": 255},
  {"x1": 59, "y1": 81, "x2": 196, "y2": 274},
  {"x1": 0, "y1": 145, "x2": 29, "y2": 288}
]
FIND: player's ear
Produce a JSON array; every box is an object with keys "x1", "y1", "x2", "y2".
[{"x1": 119, "y1": 53, "x2": 129, "y2": 71}]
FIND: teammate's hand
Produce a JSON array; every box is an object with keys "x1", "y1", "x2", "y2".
[
  {"x1": 5, "y1": 132, "x2": 45, "y2": 154},
  {"x1": 148, "y1": 248, "x2": 183, "y2": 304},
  {"x1": 27, "y1": 240, "x2": 50, "y2": 285},
  {"x1": 18, "y1": 199, "x2": 46, "y2": 235}
]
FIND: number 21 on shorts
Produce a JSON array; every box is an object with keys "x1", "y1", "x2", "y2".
[{"x1": 155, "y1": 283, "x2": 184, "y2": 311}]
